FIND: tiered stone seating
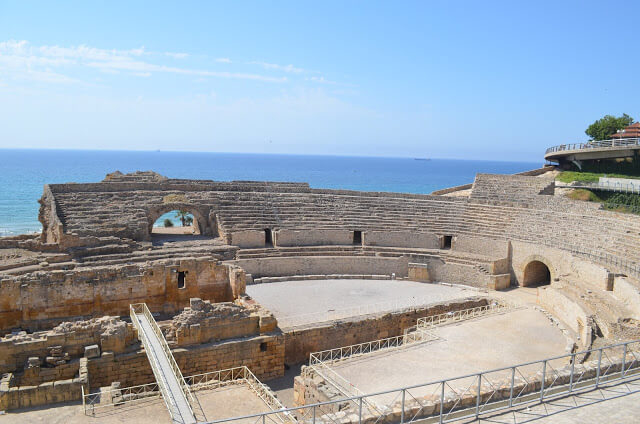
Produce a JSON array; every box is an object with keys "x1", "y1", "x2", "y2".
[
  {"x1": 44, "y1": 172, "x2": 640, "y2": 279},
  {"x1": 469, "y1": 173, "x2": 555, "y2": 206}
]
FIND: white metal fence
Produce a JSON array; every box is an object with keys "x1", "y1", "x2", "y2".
[
  {"x1": 309, "y1": 329, "x2": 437, "y2": 366},
  {"x1": 416, "y1": 301, "x2": 512, "y2": 329},
  {"x1": 202, "y1": 339, "x2": 640, "y2": 424},
  {"x1": 571, "y1": 180, "x2": 640, "y2": 195},
  {"x1": 83, "y1": 366, "x2": 293, "y2": 423}
]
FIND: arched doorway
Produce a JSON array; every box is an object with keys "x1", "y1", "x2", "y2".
[
  {"x1": 522, "y1": 260, "x2": 551, "y2": 287},
  {"x1": 151, "y1": 209, "x2": 201, "y2": 236}
]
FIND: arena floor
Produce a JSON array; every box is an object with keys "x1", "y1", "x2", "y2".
[
  {"x1": 246, "y1": 279, "x2": 478, "y2": 327},
  {"x1": 0, "y1": 385, "x2": 273, "y2": 424},
  {"x1": 322, "y1": 308, "x2": 568, "y2": 406}
]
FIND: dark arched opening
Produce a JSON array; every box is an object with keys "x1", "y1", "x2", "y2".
[{"x1": 522, "y1": 261, "x2": 551, "y2": 287}]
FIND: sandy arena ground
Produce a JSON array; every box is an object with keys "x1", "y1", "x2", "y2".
[
  {"x1": 323, "y1": 308, "x2": 568, "y2": 406},
  {"x1": 247, "y1": 279, "x2": 479, "y2": 327},
  {"x1": 0, "y1": 384, "x2": 273, "y2": 424}
]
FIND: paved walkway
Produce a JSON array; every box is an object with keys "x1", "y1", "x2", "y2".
[
  {"x1": 449, "y1": 378, "x2": 640, "y2": 423},
  {"x1": 135, "y1": 312, "x2": 197, "y2": 424},
  {"x1": 329, "y1": 308, "x2": 567, "y2": 405}
]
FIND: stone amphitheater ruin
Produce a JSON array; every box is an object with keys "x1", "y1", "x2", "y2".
[{"x1": 2, "y1": 165, "x2": 640, "y2": 423}]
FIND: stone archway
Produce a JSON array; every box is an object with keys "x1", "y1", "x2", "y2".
[
  {"x1": 146, "y1": 203, "x2": 212, "y2": 237},
  {"x1": 522, "y1": 260, "x2": 552, "y2": 287}
]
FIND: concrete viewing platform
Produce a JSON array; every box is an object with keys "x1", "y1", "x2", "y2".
[{"x1": 544, "y1": 137, "x2": 640, "y2": 165}]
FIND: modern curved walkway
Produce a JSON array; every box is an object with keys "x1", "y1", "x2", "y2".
[{"x1": 544, "y1": 137, "x2": 640, "y2": 164}]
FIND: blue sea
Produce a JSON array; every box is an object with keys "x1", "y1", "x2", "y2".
[{"x1": 0, "y1": 149, "x2": 540, "y2": 236}]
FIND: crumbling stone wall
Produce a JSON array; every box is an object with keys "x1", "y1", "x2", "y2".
[
  {"x1": 0, "y1": 258, "x2": 240, "y2": 332},
  {"x1": 87, "y1": 333, "x2": 285, "y2": 389},
  {"x1": 164, "y1": 298, "x2": 277, "y2": 347},
  {"x1": 0, "y1": 316, "x2": 133, "y2": 374},
  {"x1": 0, "y1": 358, "x2": 89, "y2": 411},
  {"x1": 0, "y1": 298, "x2": 278, "y2": 396}
]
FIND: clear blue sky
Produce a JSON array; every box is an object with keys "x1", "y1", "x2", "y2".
[{"x1": 0, "y1": 1, "x2": 638, "y2": 161}]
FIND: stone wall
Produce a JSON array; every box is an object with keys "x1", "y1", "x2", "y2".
[
  {"x1": 416, "y1": 259, "x2": 492, "y2": 288},
  {"x1": 232, "y1": 256, "x2": 410, "y2": 279},
  {"x1": 274, "y1": 229, "x2": 353, "y2": 247},
  {"x1": 0, "y1": 258, "x2": 239, "y2": 332},
  {"x1": 0, "y1": 358, "x2": 88, "y2": 411},
  {"x1": 613, "y1": 276, "x2": 640, "y2": 320},
  {"x1": 538, "y1": 286, "x2": 593, "y2": 348},
  {"x1": 283, "y1": 297, "x2": 489, "y2": 364},
  {"x1": 0, "y1": 316, "x2": 133, "y2": 373},
  {"x1": 509, "y1": 241, "x2": 610, "y2": 289},
  {"x1": 87, "y1": 333, "x2": 284, "y2": 389},
  {"x1": 364, "y1": 231, "x2": 439, "y2": 249},
  {"x1": 453, "y1": 236, "x2": 509, "y2": 259},
  {"x1": 230, "y1": 230, "x2": 266, "y2": 248},
  {"x1": 166, "y1": 298, "x2": 277, "y2": 347}
]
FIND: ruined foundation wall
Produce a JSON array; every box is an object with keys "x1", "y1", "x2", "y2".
[
  {"x1": 0, "y1": 359, "x2": 88, "y2": 411},
  {"x1": 0, "y1": 258, "x2": 236, "y2": 332},
  {"x1": 87, "y1": 333, "x2": 285, "y2": 389}
]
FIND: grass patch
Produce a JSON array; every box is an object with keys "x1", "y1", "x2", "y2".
[
  {"x1": 566, "y1": 188, "x2": 640, "y2": 215},
  {"x1": 557, "y1": 171, "x2": 640, "y2": 183},
  {"x1": 567, "y1": 189, "x2": 602, "y2": 202}
]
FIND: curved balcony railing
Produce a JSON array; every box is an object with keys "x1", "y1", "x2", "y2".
[{"x1": 545, "y1": 137, "x2": 640, "y2": 155}]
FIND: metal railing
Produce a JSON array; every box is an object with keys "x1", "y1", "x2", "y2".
[
  {"x1": 309, "y1": 302, "x2": 511, "y2": 368},
  {"x1": 185, "y1": 366, "x2": 293, "y2": 424},
  {"x1": 83, "y1": 380, "x2": 161, "y2": 416},
  {"x1": 565, "y1": 243, "x2": 640, "y2": 280},
  {"x1": 309, "y1": 329, "x2": 437, "y2": 366},
  {"x1": 202, "y1": 339, "x2": 640, "y2": 424},
  {"x1": 130, "y1": 303, "x2": 205, "y2": 423},
  {"x1": 83, "y1": 366, "x2": 293, "y2": 423},
  {"x1": 416, "y1": 301, "x2": 512, "y2": 329},
  {"x1": 570, "y1": 180, "x2": 640, "y2": 195},
  {"x1": 545, "y1": 137, "x2": 640, "y2": 155}
]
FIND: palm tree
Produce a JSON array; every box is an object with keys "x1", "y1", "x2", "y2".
[{"x1": 174, "y1": 210, "x2": 192, "y2": 227}]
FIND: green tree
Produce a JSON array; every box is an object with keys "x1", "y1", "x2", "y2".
[
  {"x1": 174, "y1": 209, "x2": 193, "y2": 227},
  {"x1": 163, "y1": 218, "x2": 174, "y2": 227},
  {"x1": 585, "y1": 113, "x2": 634, "y2": 140}
]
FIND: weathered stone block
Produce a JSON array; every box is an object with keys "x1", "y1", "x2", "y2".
[{"x1": 84, "y1": 344, "x2": 100, "y2": 359}]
